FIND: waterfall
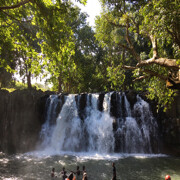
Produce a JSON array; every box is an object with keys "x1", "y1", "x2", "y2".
[
  {"x1": 84, "y1": 94, "x2": 114, "y2": 153},
  {"x1": 39, "y1": 92, "x2": 159, "y2": 154},
  {"x1": 50, "y1": 95, "x2": 82, "y2": 152},
  {"x1": 40, "y1": 95, "x2": 60, "y2": 148}
]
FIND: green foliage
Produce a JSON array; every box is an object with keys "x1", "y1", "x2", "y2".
[
  {"x1": 140, "y1": 0, "x2": 180, "y2": 48},
  {"x1": 0, "y1": 0, "x2": 85, "y2": 90},
  {"x1": 95, "y1": 0, "x2": 180, "y2": 110},
  {"x1": 2, "y1": 81, "x2": 28, "y2": 92},
  {"x1": 1, "y1": 0, "x2": 179, "y2": 112},
  {"x1": 146, "y1": 78, "x2": 175, "y2": 111},
  {"x1": 107, "y1": 64, "x2": 125, "y2": 90}
]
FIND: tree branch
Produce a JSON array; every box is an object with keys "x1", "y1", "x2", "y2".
[
  {"x1": 1, "y1": 10, "x2": 28, "y2": 24},
  {"x1": 125, "y1": 21, "x2": 141, "y2": 62},
  {"x1": 104, "y1": 15, "x2": 126, "y2": 28},
  {"x1": 133, "y1": 75, "x2": 150, "y2": 81},
  {"x1": 149, "y1": 35, "x2": 158, "y2": 58},
  {"x1": 123, "y1": 65, "x2": 168, "y2": 81},
  {"x1": 118, "y1": 42, "x2": 132, "y2": 52},
  {"x1": 0, "y1": 0, "x2": 31, "y2": 10},
  {"x1": 142, "y1": 69, "x2": 167, "y2": 81},
  {"x1": 123, "y1": 65, "x2": 137, "y2": 70},
  {"x1": 137, "y1": 58, "x2": 179, "y2": 71}
]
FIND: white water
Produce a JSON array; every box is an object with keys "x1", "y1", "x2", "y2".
[
  {"x1": 84, "y1": 94, "x2": 114, "y2": 153},
  {"x1": 39, "y1": 92, "x2": 158, "y2": 155},
  {"x1": 40, "y1": 93, "x2": 115, "y2": 154}
]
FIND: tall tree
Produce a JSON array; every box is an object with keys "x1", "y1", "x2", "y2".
[
  {"x1": 0, "y1": 0, "x2": 87, "y2": 90},
  {"x1": 95, "y1": 0, "x2": 180, "y2": 109}
]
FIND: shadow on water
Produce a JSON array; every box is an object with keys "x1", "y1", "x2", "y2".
[{"x1": 0, "y1": 152, "x2": 180, "y2": 180}]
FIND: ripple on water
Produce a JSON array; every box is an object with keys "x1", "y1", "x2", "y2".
[{"x1": 0, "y1": 151, "x2": 179, "y2": 180}]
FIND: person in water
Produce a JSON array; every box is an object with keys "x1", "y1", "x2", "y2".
[
  {"x1": 60, "y1": 167, "x2": 67, "y2": 180},
  {"x1": 82, "y1": 166, "x2": 86, "y2": 174},
  {"x1": 74, "y1": 166, "x2": 80, "y2": 180},
  {"x1": 68, "y1": 172, "x2": 74, "y2": 180},
  {"x1": 82, "y1": 172, "x2": 88, "y2": 180},
  {"x1": 51, "y1": 168, "x2": 56, "y2": 178},
  {"x1": 112, "y1": 162, "x2": 116, "y2": 180},
  {"x1": 165, "y1": 175, "x2": 171, "y2": 180},
  {"x1": 82, "y1": 166, "x2": 88, "y2": 180}
]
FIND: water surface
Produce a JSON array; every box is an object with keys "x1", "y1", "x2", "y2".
[{"x1": 0, "y1": 152, "x2": 180, "y2": 180}]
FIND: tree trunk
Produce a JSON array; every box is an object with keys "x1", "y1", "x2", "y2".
[
  {"x1": 27, "y1": 71, "x2": 32, "y2": 89},
  {"x1": 58, "y1": 75, "x2": 62, "y2": 93},
  {"x1": 150, "y1": 35, "x2": 158, "y2": 58},
  {"x1": 25, "y1": 62, "x2": 32, "y2": 89},
  {"x1": 122, "y1": 49, "x2": 126, "y2": 91}
]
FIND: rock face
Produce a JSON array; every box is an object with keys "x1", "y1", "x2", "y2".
[
  {"x1": 156, "y1": 92, "x2": 180, "y2": 156},
  {"x1": 0, "y1": 89, "x2": 53, "y2": 154}
]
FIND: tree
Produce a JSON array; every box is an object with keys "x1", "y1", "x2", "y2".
[
  {"x1": 95, "y1": 0, "x2": 180, "y2": 109},
  {"x1": 0, "y1": 0, "x2": 87, "y2": 90},
  {"x1": 63, "y1": 10, "x2": 108, "y2": 93}
]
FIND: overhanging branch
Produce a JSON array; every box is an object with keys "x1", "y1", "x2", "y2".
[
  {"x1": 142, "y1": 69, "x2": 167, "y2": 81},
  {"x1": 133, "y1": 75, "x2": 149, "y2": 81},
  {"x1": 137, "y1": 58, "x2": 179, "y2": 71},
  {"x1": 123, "y1": 65, "x2": 168, "y2": 81},
  {"x1": 123, "y1": 65, "x2": 136, "y2": 70}
]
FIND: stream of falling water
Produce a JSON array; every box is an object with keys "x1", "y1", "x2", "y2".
[{"x1": 39, "y1": 92, "x2": 158, "y2": 154}]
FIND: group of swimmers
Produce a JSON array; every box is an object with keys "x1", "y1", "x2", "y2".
[
  {"x1": 51, "y1": 162, "x2": 171, "y2": 180},
  {"x1": 51, "y1": 165, "x2": 87, "y2": 180},
  {"x1": 51, "y1": 163, "x2": 116, "y2": 180}
]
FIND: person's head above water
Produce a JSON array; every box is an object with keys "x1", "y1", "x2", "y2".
[{"x1": 165, "y1": 175, "x2": 171, "y2": 180}]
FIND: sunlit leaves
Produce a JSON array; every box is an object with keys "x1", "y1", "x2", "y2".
[
  {"x1": 107, "y1": 65, "x2": 125, "y2": 90},
  {"x1": 96, "y1": 0, "x2": 179, "y2": 110},
  {"x1": 0, "y1": 0, "x2": 81, "y2": 90},
  {"x1": 139, "y1": 0, "x2": 180, "y2": 47},
  {"x1": 146, "y1": 77, "x2": 175, "y2": 111}
]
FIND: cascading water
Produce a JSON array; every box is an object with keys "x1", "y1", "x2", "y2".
[
  {"x1": 84, "y1": 94, "x2": 114, "y2": 153},
  {"x1": 39, "y1": 92, "x2": 159, "y2": 154},
  {"x1": 40, "y1": 95, "x2": 60, "y2": 148}
]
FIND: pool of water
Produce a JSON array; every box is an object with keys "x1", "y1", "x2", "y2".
[{"x1": 0, "y1": 151, "x2": 180, "y2": 180}]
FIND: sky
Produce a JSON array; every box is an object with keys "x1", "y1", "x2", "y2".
[{"x1": 73, "y1": 0, "x2": 102, "y2": 27}]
